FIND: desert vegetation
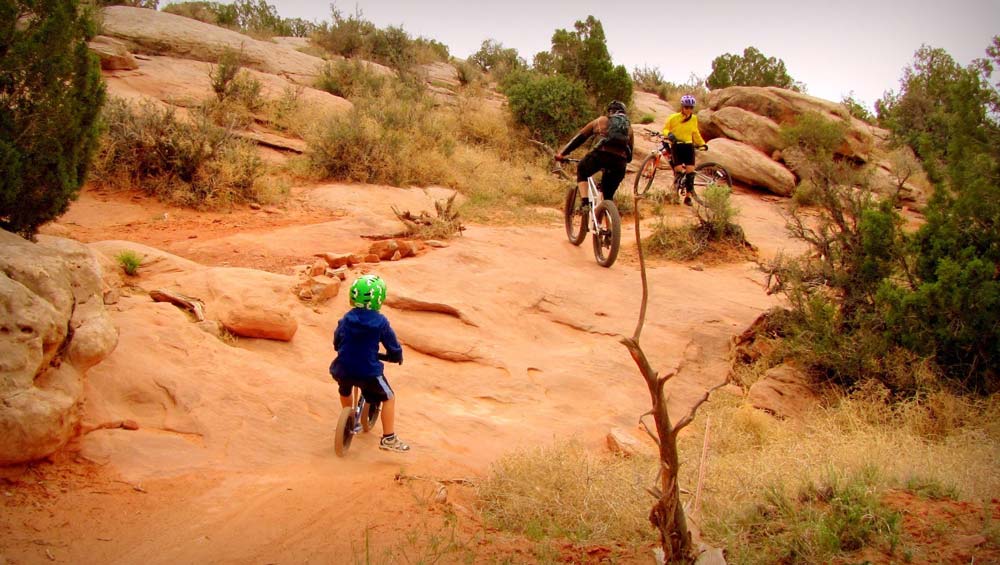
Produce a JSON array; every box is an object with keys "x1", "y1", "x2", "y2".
[
  {"x1": 0, "y1": 0, "x2": 104, "y2": 236},
  {"x1": 4, "y1": 0, "x2": 999, "y2": 561}
]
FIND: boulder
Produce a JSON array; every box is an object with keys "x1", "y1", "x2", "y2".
[
  {"x1": 704, "y1": 106, "x2": 782, "y2": 156},
  {"x1": 700, "y1": 138, "x2": 797, "y2": 196},
  {"x1": 606, "y1": 427, "x2": 648, "y2": 457},
  {"x1": 706, "y1": 86, "x2": 876, "y2": 161},
  {"x1": 168, "y1": 267, "x2": 299, "y2": 341},
  {"x1": 369, "y1": 239, "x2": 400, "y2": 261},
  {"x1": 100, "y1": 6, "x2": 326, "y2": 84},
  {"x1": 748, "y1": 363, "x2": 820, "y2": 419},
  {"x1": 0, "y1": 232, "x2": 118, "y2": 465}
]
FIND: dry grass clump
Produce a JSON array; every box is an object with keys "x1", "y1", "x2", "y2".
[
  {"x1": 477, "y1": 441, "x2": 656, "y2": 545},
  {"x1": 92, "y1": 98, "x2": 270, "y2": 208},
  {"x1": 307, "y1": 82, "x2": 563, "y2": 223},
  {"x1": 676, "y1": 389, "x2": 1000, "y2": 563}
]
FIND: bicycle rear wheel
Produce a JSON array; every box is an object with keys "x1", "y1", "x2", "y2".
[
  {"x1": 334, "y1": 406, "x2": 355, "y2": 457},
  {"x1": 592, "y1": 200, "x2": 621, "y2": 268},
  {"x1": 633, "y1": 153, "x2": 661, "y2": 196},
  {"x1": 694, "y1": 162, "x2": 732, "y2": 189},
  {"x1": 563, "y1": 185, "x2": 587, "y2": 245},
  {"x1": 360, "y1": 399, "x2": 381, "y2": 432}
]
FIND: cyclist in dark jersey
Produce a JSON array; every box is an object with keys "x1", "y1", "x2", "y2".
[{"x1": 555, "y1": 100, "x2": 635, "y2": 209}]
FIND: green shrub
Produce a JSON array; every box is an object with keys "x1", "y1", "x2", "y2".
[
  {"x1": 841, "y1": 91, "x2": 875, "y2": 124},
  {"x1": 93, "y1": 99, "x2": 266, "y2": 207},
  {"x1": 638, "y1": 113, "x2": 655, "y2": 125},
  {"x1": 115, "y1": 250, "x2": 143, "y2": 276},
  {"x1": 469, "y1": 39, "x2": 525, "y2": 78},
  {"x1": 631, "y1": 65, "x2": 665, "y2": 91},
  {"x1": 162, "y1": 0, "x2": 312, "y2": 37},
  {"x1": 502, "y1": 71, "x2": 591, "y2": 148},
  {"x1": 706, "y1": 46, "x2": 802, "y2": 91},
  {"x1": 307, "y1": 82, "x2": 455, "y2": 187},
  {"x1": 644, "y1": 220, "x2": 707, "y2": 261},
  {"x1": 454, "y1": 60, "x2": 482, "y2": 87},
  {"x1": 162, "y1": 1, "x2": 236, "y2": 26},
  {"x1": 696, "y1": 183, "x2": 742, "y2": 240},
  {"x1": 314, "y1": 58, "x2": 386, "y2": 100},
  {"x1": 724, "y1": 469, "x2": 901, "y2": 563},
  {"x1": 535, "y1": 16, "x2": 633, "y2": 113},
  {"x1": 0, "y1": 0, "x2": 104, "y2": 237}
]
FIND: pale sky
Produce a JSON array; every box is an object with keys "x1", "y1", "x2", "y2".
[{"x1": 239, "y1": 0, "x2": 997, "y2": 109}]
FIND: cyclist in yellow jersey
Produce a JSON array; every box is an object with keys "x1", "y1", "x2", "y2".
[{"x1": 662, "y1": 94, "x2": 708, "y2": 205}]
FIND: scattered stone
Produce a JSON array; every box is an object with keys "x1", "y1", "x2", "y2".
[
  {"x1": 307, "y1": 259, "x2": 326, "y2": 277},
  {"x1": 369, "y1": 239, "x2": 400, "y2": 260},
  {"x1": 121, "y1": 419, "x2": 140, "y2": 431},
  {"x1": 364, "y1": 254, "x2": 380, "y2": 263},
  {"x1": 326, "y1": 266, "x2": 348, "y2": 281},
  {"x1": 103, "y1": 288, "x2": 120, "y2": 305},
  {"x1": 748, "y1": 363, "x2": 821, "y2": 419},
  {"x1": 390, "y1": 250, "x2": 402, "y2": 261},
  {"x1": 248, "y1": 202, "x2": 262, "y2": 210},
  {"x1": 315, "y1": 253, "x2": 355, "y2": 269},
  {"x1": 606, "y1": 427, "x2": 645, "y2": 457},
  {"x1": 425, "y1": 240, "x2": 448, "y2": 248}
]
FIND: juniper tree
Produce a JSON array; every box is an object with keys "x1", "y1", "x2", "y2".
[{"x1": 0, "y1": 0, "x2": 104, "y2": 236}]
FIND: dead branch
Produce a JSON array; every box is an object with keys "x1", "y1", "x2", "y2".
[
  {"x1": 394, "y1": 473, "x2": 475, "y2": 486},
  {"x1": 672, "y1": 382, "x2": 725, "y2": 438},
  {"x1": 149, "y1": 289, "x2": 206, "y2": 322},
  {"x1": 693, "y1": 416, "x2": 711, "y2": 517},
  {"x1": 638, "y1": 411, "x2": 661, "y2": 445}
]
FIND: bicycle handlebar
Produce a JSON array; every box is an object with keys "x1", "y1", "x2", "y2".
[{"x1": 377, "y1": 352, "x2": 403, "y2": 365}]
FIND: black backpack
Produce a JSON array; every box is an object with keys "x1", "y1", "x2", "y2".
[{"x1": 600, "y1": 113, "x2": 631, "y2": 152}]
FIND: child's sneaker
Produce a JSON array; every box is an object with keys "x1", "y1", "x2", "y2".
[{"x1": 379, "y1": 434, "x2": 410, "y2": 452}]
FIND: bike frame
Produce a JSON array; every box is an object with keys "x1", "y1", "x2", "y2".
[{"x1": 584, "y1": 175, "x2": 601, "y2": 231}]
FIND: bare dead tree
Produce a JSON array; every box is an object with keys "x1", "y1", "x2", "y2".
[{"x1": 621, "y1": 189, "x2": 715, "y2": 562}]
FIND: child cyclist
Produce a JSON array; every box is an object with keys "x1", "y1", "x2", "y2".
[{"x1": 329, "y1": 274, "x2": 409, "y2": 452}]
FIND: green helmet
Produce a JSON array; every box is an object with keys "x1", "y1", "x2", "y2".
[{"x1": 349, "y1": 274, "x2": 387, "y2": 311}]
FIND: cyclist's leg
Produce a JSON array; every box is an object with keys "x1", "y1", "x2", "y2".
[
  {"x1": 360, "y1": 375, "x2": 395, "y2": 433},
  {"x1": 577, "y1": 151, "x2": 602, "y2": 203},
  {"x1": 673, "y1": 144, "x2": 696, "y2": 204},
  {"x1": 599, "y1": 156, "x2": 627, "y2": 201},
  {"x1": 333, "y1": 375, "x2": 354, "y2": 408}
]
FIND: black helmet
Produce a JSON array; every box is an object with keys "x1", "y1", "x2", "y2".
[{"x1": 607, "y1": 100, "x2": 627, "y2": 115}]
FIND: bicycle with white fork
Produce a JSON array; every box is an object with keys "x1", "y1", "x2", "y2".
[{"x1": 556, "y1": 158, "x2": 622, "y2": 268}]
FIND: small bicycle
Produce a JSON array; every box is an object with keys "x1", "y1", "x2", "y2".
[
  {"x1": 557, "y1": 158, "x2": 622, "y2": 268},
  {"x1": 334, "y1": 386, "x2": 380, "y2": 457},
  {"x1": 333, "y1": 353, "x2": 397, "y2": 457},
  {"x1": 633, "y1": 129, "x2": 733, "y2": 204}
]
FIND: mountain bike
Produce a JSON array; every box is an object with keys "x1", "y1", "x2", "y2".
[
  {"x1": 557, "y1": 158, "x2": 622, "y2": 268},
  {"x1": 633, "y1": 130, "x2": 732, "y2": 205}
]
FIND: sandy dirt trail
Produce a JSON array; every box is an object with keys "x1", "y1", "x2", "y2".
[{"x1": 2, "y1": 183, "x2": 796, "y2": 563}]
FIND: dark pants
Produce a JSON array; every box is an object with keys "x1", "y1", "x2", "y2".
[{"x1": 577, "y1": 150, "x2": 627, "y2": 201}]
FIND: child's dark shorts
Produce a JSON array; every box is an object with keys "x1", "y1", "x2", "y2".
[{"x1": 333, "y1": 374, "x2": 394, "y2": 403}]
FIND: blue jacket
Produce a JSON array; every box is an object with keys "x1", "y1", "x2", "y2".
[{"x1": 329, "y1": 308, "x2": 403, "y2": 379}]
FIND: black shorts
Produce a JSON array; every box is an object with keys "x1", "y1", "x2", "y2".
[
  {"x1": 672, "y1": 143, "x2": 695, "y2": 167},
  {"x1": 333, "y1": 374, "x2": 394, "y2": 403},
  {"x1": 577, "y1": 150, "x2": 627, "y2": 201}
]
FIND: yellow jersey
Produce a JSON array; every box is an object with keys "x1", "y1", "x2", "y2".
[{"x1": 662, "y1": 112, "x2": 705, "y2": 145}]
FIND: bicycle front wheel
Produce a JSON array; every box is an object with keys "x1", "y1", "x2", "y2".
[
  {"x1": 334, "y1": 406, "x2": 355, "y2": 457},
  {"x1": 592, "y1": 200, "x2": 621, "y2": 268},
  {"x1": 694, "y1": 162, "x2": 733, "y2": 190},
  {"x1": 633, "y1": 153, "x2": 661, "y2": 196},
  {"x1": 563, "y1": 185, "x2": 587, "y2": 245}
]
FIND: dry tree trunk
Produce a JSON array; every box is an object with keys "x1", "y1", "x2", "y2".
[{"x1": 622, "y1": 190, "x2": 713, "y2": 562}]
